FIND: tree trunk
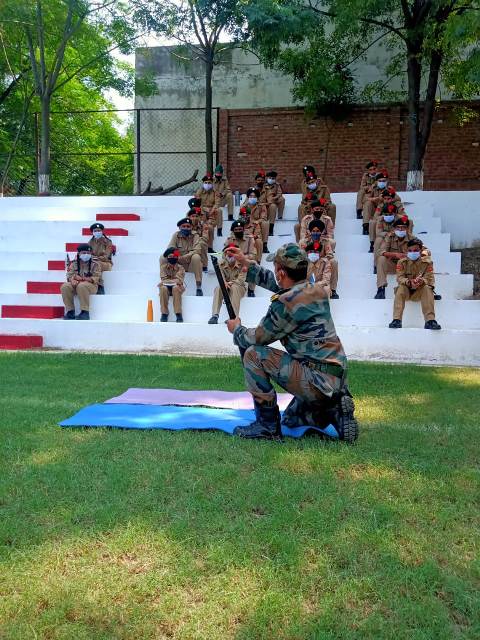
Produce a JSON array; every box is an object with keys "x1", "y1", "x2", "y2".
[
  {"x1": 406, "y1": 45, "x2": 423, "y2": 191},
  {"x1": 204, "y1": 54, "x2": 214, "y2": 174},
  {"x1": 38, "y1": 95, "x2": 51, "y2": 194}
]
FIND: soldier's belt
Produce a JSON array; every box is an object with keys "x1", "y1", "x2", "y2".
[{"x1": 304, "y1": 360, "x2": 344, "y2": 378}]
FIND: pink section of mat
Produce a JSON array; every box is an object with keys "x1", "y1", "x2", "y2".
[{"x1": 105, "y1": 388, "x2": 293, "y2": 410}]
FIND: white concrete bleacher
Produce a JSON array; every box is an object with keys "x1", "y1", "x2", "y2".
[{"x1": 0, "y1": 192, "x2": 479, "y2": 365}]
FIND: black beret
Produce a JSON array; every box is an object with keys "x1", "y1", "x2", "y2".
[
  {"x1": 266, "y1": 170, "x2": 278, "y2": 178},
  {"x1": 308, "y1": 219, "x2": 326, "y2": 232},
  {"x1": 188, "y1": 197, "x2": 201, "y2": 208},
  {"x1": 407, "y1": 237, "x2": 423, "y2": 248},
  {"x1": 231, "y1": 220, "x2": 245, "y2": 231},
  {"x1": 177, "y1": 217, "x2": 192, "y2": 227},
  {"x1": 255, "y1": 173, "x2": 265, "y2": 180},
  {"x1": 302, "y1": 164, "x2": 316, "y2": 176},
  {"x1": 246, "y1": 187, "x2": 260, "y2": 197},
  {"x1": 77, "y1": 243, "x2": 92, "y2": 252},
  {"x1": 393, "y1": 218, "x2": 408, "y2": 227},
  {"x1": 188, "y1": 208, "x2": 200, "y2": 216},
  {"x1": 90, "y1": 223, "x2": 104, "y2": 231},
  {"x1": 164, "y1": 246, "x2": 179, "y2": 258}
]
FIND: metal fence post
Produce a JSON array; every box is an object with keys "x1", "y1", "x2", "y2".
[{"x1": 136, "y1": 109, "x2": 141, "y2": 194}]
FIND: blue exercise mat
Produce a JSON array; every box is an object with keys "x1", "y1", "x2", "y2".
[{"x1": 59, "y1": 403, "x2": 339, "y2": 438}]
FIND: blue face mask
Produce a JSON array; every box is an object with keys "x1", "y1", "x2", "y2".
[
  {"x1": 180, "y1": 228, "x2": 191, "y2": 237},
  {"x1": 395, "y1": 230, "x2": 407, "y2": 238},
  {"x1": 311, "y1": 232, "x2": 321, "y2": 241},
  {"x1": 167, "y1": 258, "x2": 178, "y2": 265},
  {"x1": 248, "y1": 197, "x2": 257, "y2": 205},
  {"x1": 383, "y1": 215, "x2": 395, "y2": 223},
  {"x1": 407, "y1": 251, "x2": 420, "y2": 261},
  {"x1": 377, "y1": 181, "x2": 387, "y2": 189}
]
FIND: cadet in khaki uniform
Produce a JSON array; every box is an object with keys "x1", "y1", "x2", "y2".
[
  {"x1": 262, "y1": 170, "x2": 285, "y2": 234},
  {"x1": 299, "y1": 170, "x2": 336, "y2": 224},
  {"x1": 213, "y1": 164, "x2": 233, "y2": 221},
  {"x1": 208, "y1": 244, "x2": 247, "y2": 324},
  {"x1": 187, "y1": 207, "x2": 209, "y2": 273},
  {"x1": 373, "y1": 206, "x2": 404, "y2": 264},
  {"x1": 166, "y1": 217, "x2": 203, "y2": 295},
  {"x1": 356, "y1": 160, "x2": 379, "y2": 218},
  {"x1": 303, "y1": 219, "x2": 339, "y2": 298},
  {"x1": 195, "y1": 173, "x2": 222, "y2": 241},
  {"x1": 88, "y1": 222, "x2": 114, "y2": 294},
  {"x1": 254, "y1": 170, "x2": 266, "y2": 193},
  {"x1": 305, "y1": 241, "x2": 332, "y2": 296},
  {"x1": 299, "y1": 165, "x2": 316, "y2": 196},
  {"x1": 159, "y1": 247, "x2": 186, "y2": 323},
  {"x1": 61, "y1": 243, "x2": 101, "y2": 320},
  {"x1": 296, "y1": 198, "x2": 334, "y2": 244},
  {"x1": 374, "y1": 218, "x2": 411, "y2": 298},
  {"x1": 226, "y1": 220, "x2": 259, "y2": 299},
  {"x1": 237, "y1": 211, "x2": 264, "y2": 297},
  {"x1": 361, "y1": 169, "x2": 390, "y2": 234},
  {"x1": 226, "y1": 244, "x2": 358, "y2": 442},
  {"x1": 389, "y1": 238, "x2": 441, "y2": 330},
  {"x1": 241, "y1": 188, "x2": 270, "y2": 252},
  {"x1": 368, "y1": 186, "x2": 406, "y2": 248}
]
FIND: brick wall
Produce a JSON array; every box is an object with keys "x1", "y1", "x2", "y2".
[{"x1": 219, "y1": 103, "x2": 480, "y2": 193}]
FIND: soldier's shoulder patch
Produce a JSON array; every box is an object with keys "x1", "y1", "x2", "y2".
[
  {"x1": 270, "y1": 293, "x2": 280, "y2": 302},
  {"x1": 427, "y1": 264, "x2": 434, "y2": 272}
]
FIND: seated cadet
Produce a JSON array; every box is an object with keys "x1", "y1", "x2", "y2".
[
  {"x1": 61, "y1": 243, "x2": 101, "y2": 320},
  {"x1": 302, "y1": 219, "x2": 339, "y2": 298},
  {"x1": 373, "y1": 205, "x2": 405, "y2": 265},
  {"x1": 254, "y1": 170, "x2": 266, "y2": 193},
  {"x1": 208, "y1": 243, "x2": 247, "y2": 324},
  {"x1": 213, "y1": 164, "x2": 233, "y2": 222},
  {"x1": 237, "y1": 210, "x2": 264, "y2": 296},
  {"x1": 368, "y1": 186, "x2": 406, "y2": 250},
  {"x1": 305, "y1": 241, "x2": 333, "y2": 296},
  {"x1": 389, "y1": 238, "x2": 441, "y2": 330},
  {"x1": 226, "y1": 220, "x2": 259, "y2": 263},
  {"x1": 241, "y1": 188, "x2": 270, "y2": 253},
  {"x1": 361, "y1": 169, "x2": 390, "y2": 235},
  {"x1": 299, "y1": 164, "x2": 316, "y2": 196},
  {"x1": 374, "y1": 218, "x2": 411, "y2": 299},
  {"x1": 159, "y1": 247, "x2": 186, "y2": 323},
  {"x1": 356, "y1": 160, "x2": 379, "y2": 219},
  {"x1": 166, "y1": 217, "x2": 204, "y2": 296},
  {"x1": 187, "y1": 206, "x2": 209, "y2": 273},
  {"x1": 88, "y1": 222, "x2": 114, "y2": 295},
  {"x1": 195, "y1": 172, "x2": 222, "y2": 241},
  {"x1": 296, "y1": 198, "x2": 334, "y2": 244},
  {"x1": 298, "y1": 169, "x2": 336, "y2": 224},
  {"x1": 262, "y1": 170, "x2": 285, "y2": 235}
]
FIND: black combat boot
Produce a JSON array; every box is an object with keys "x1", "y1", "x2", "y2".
[
  {"x1": 176, "y1": 313, "x2": 183, "y2": 323},
  {"x1": 217, "y1": 227, "x2": 223, "y2": 237},
  {"x1": 75, "y1": 310, "x2": 90, "y2": 320},
  {"x1": 425, "y1": 319, "x2": 441, "y2": 330},
  {"x1": 368, "y1": 241, "x2": 374, "y2": 253},
  {"x1": 374, "y1": 286, "x2": 385, "y2": 299},
  {"x1": 389, "y1": 319, "x2": 402, "y2": 328},
  {"x1": 325, "y1": 389, "x2": 359, "y2": 443},
  {"x1": 208, "y1": 314, "x2": 219, "y2": 324},
  {"x1": 208, "y1": 247, "x2": 214, "y2": 253},
  {"x1": 433, "y1": 290, "x2": 442, "y2": 300},
  {"x1": 97, "y1": 285, "x2": 105, "y2": 295},
  {"x1": 234, "y1": 401, "x2": 281, "y2": 439},
  {"x1": 202, "y1": 266, "x2": 208, "y2": 273},
  {"x1": 269, "y1": 223, "x2": 274, "y2": 236},
  {"x1": 362, "y1": 223, "x2": 369, "y2": 235},
  {"x1": 356, "y1": 208, "x2": 363, "y2": 219},
  {"x1": 228, "y1": 214, "x2": 234, "y2": 221},
  {"x1": 63, "y1": 309, "x2": 75, "y2": 320},
  {"x1": 263, "y1": 242, "x2": 269, "y2": 253},
  {"x1": 160, "y1": 314, "x2": 168, "y2": 322},
  {"x1": 247, "y1": 289, "x2": 255, "y2": 297},
  {"x1": 330, "y1": 290, "x2": 339, "y2": 299}
]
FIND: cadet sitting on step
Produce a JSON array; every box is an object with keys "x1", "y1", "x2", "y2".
[
  {"x1": 305, "y1": 241, "x2": 333, "y2": 297},
  {"x1": 298, "y1": 168, "x2": 336, "y2": 224},
  {"x1": 261, "y1": 170, "x2": 285, "y2": 235},
  {"x1": 213, "y1": 164, "x2": 234, "y2": 222},
  {"x1": 88, "y1": 222, "x2": 114, "y2": 294},
  {"x1": 372, "y1": 206, "x2": 405, "y2": 265},
  {"x1": 301, "y1": 219, "x2": 339, "y2": 299},
  {"x1": 195, "y1": 172, "x2": 222, "y2": 241},
  {"x1": 187, "y1": 207, "x2": 209, "y2": 273},
  {"x1": 296, "y1": 198, "x2": 334, "y2": 244},
  {"x1": 166, "y1": 217, "x2": 204, "y2": 296},
  {"x1": 374, "y1": 218, "x2": 412, "y2": 299},
  {"x1": 208, "y1": 244, "x2": 246, "y2": 324},
  {"x1": 159, "y1": 247, "x2": 185, "y2": 323},
  {"x1": 61, "y1": 243, "x2": 101, "y2": 320},
  {"x1": 368, "y1": 186, "x2": 406, "y2": 251},
  {"x1": 241, "y1": 188, "x2": 270, "y2": 253},
  {"x1": 227, "y1": 219, "x2": 260, "y2": 298},
  {"x1": 389, "y1": 238, "x2": 441, "y2": 331},
  {"x1": 356, "y1": 160, "x2": 379, "y2": 219}
]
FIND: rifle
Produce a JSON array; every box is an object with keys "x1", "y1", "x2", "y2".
[{"x1": 211, "y1": 255, "x2": 245, "y2": 360}]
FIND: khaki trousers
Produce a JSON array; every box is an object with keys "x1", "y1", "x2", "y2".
[
  {"x1": 218, "y1": 192, "x2": 234, "y2": 217},
  {"x1": 159, "y1": 284, "x2": 183, "y2": 314},
  {"x1": 369, "y1": 216, "x2": 379, "y2": 242},
  {"x1": 267, "y1": 197, "x2": 285, "y2": 223},
  {"x1": 253, "y1": 219, "x2": 269, "y2": 242},
  {"x1": 356, "y1": 188, "x2": 366, "y2": 211},
  {"x1": 330, "y1": 258, "x2": 338, "y2": 290},
  {"x1": 373, "y1": 236, "x2": 386, "y2": 266},
  {"x1": 393, "y1": 284, "x2": 435, "y2": 321},
  {"x1": 327, "y1": 203, "x2": 336, "y2": 225},
  {"x1": 212, "y1": 282, "x2": 245, "y2": 316},
  {"x1": 97, "y1": 261, "x2": 112, "y2": 285},
  {"x1": 376, "y1": 256, "x2": 397, "y2": 287},
  {"x1": 362, "y1": 198, "x2": 375, "y2": 224},
  {"x1": 61, "y1": 281, "x2": 97, "y2": 311},
  {"x1": 184, "y1": 254, "x2": 203, "y2": 284}
]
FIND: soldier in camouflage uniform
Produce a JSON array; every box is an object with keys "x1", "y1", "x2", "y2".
[{"x1": 226, "y1": 244, "x2": 358, "y2": 442}]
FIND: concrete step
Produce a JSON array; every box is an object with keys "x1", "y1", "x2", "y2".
[
  {"x1": 0, "y1": 317, "x2": 477, "y2": 365},
  {"x1": 0, "y1": 334, "x2": 44, "y2": 350},
  {"x1": 1, "y1": 304, "x2": 64, "y2": 319}
]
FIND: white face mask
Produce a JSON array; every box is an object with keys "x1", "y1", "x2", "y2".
[
  {"x1": 203, "y1": 183, "x2": 213, "y2": 191},
  {"x1": 383, "y1": 215, "x2": 395, "y2": 223},
  {"x1": 407, "y1": 251, "x2": 420, "y2": 261},
  {"x1": 377, "y1": 181, "x2": 387, "y2": 189},
  {"x1": 248, "y1": 197, "x2": 257, "y2": 205},
  {"x1": 93, "y1": 231, "x2": 103, "y2": 239},
  {"x1": 395, "y1": 230, "x2": 407, "y2": 238},
  {"x1": 266, "y1": 178, "x2": 275, "y2": 185},
  {"x1": 308, "y1": 253, "x2": 320, "y2": 263},
  {"x1": 226, "y1": 256, "x2": 236, "y2": 264},
  {"x1": 79, "y1": 253, "x2": 91, "y2": 262},
  {"x1": 307, "y1": 182, "x2": 317, "y2": 190}
]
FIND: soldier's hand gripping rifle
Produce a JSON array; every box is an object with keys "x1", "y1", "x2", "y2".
[{"x1": 211, "y1": 254, "x2": 245, "y2": 360}]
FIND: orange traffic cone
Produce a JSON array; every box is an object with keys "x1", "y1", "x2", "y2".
[{"x1": 146, "y1": 299, "x2": 153, "y2": 322}]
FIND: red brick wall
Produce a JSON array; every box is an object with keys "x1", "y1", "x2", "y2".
[{"x1": 219, "y1": 103, "x2": 480, "y2": 193}]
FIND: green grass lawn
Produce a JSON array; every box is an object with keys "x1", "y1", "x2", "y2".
[{"x1": 0, "y1": 352, "x2": 479, "y2": 640}]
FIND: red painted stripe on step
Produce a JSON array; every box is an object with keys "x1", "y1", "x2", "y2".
[
  {"x1": 48, "y1": 260, "x2": 65, "y2": 270},
  {"x1": 66, "y1": 242, "x2": 117, "y2": 253},
  {"x1": 27, "y1": 282, "x2": 63, "y2": 294},
  {"x1": 0, "y1": 335, "x2": 43, "y2": 349},
  {"x1": 82, "y1": 228, "x2": 128, "y2": 236},
  {"x1": 96, "y1": 214, "x2": 140, "y2": 221},
  {"x1": 1, "y1": 305, "x2": 64, "y2": 319}
]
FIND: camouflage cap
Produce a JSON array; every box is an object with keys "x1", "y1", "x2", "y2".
[{"x1": 266, "y1": 243, "x2": 308, "y2": 269}]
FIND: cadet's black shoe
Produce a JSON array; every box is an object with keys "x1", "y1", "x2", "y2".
[
  {"x1": 63, "y1": 310, "x2": 75, "y2": 320},
  {"x1": 263, "y1": 242, "x2": 269, "y2": 253},
  {"x1": 269, "y1": 223, "x2": 274, "y2": 236},
  {"x1": 330, "y1": 290, "x2": 339, "y2": 299},
  {"x1": 97, "y1": 285, "x2": 105, "y2": 295},
  {"x1": 374, "y1": 286, "x2": 386, "y2": 299},
  {"x1": 208, "y1": 247, "x2": 214, "y2": 253},
  {"x1": 433, "y1": 291, "x2": 442, "y2": 300},
  {"x1": 176, "y1": 313, "x2": 183, "y2": 323},
  {"x1": 160, "y1": 314, "x2": 168, "y2": 322},
  {"x1": 247, "y1": 289, "x2": 255, "y2": 297},
  {"x1": 234, "y1": 402, "x2": 281, "y2": 440},
  {"x1": 362, "y1": 223, "x2": 369, "y2": 236},
  {"x1": 75, "y1": 310, "x2": 90, "y2": 320},
  {"x1": 208, "y1": 315, "x2": 219, "y2": 324},
  {"x1": 368, "y1": 241, "x2": 374, "y2": 253},
  {"x1": 389, "y1": 319, "x2": 402, "y2": 328},
  {"x1": 373, "y1": 266, "x2": 377, "y2": 274},
  {"x1": 356, "y1": 208, "x2": 363, "y2": 219},
  {"x1": 227, "y1": 214, "x2": 234, "y2": 221},
  {"x1": 217, "y1": 228, "x2": 223, "y2": 237},
  {"x1": 196, "y1": 288, "x2": 203, "y2": 296},
  {"x1": 425, "y1": 319, "x2": 441, "y2": 330},
  {"x1": 202, "y1": 266, "x2": 208, "y2": 273},
  {"x1": 335, "y1": 393, "x2": 359, "y2": 443}
]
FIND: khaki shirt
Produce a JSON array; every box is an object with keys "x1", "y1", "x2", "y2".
[
  {"x1": 167, "y1": 231, "x2": 201, "y2": 263},
  {"x1": 225, "y1": 234, "x2": 257, "y2": 260},
  {"x1": 261, "y1": 183, "x2": 283, "y2": 205},
  {"x1": 300, "y1": 213, "x2": 334, "y2": 242},
  {"x1": 380, "y1": 232, "x2": 411, "y2": 259},
  {"x1": 190, "y1": 219, "x2": 209, "y2": 244},
  {"x1": 88, "y1": 236, "x2": 113, "y2": 263},
  {"x1": 359, "y1": 172, "x2": 377, "y2": 190},
  {"x1": 218, "y1": 259, "x2": 247, "y2": 288},
  {"x1": 245, "y1": 203, "x2": 268, "y2": 222},
  {"x1": 213, "y1": 177, "x2": 231, "y2": 199},
  {"x1": 195, "y1": 188, "x2": 219, "y2": 210},
  {"x1": 66, "y1": 258, "x2": 102, "y2": 285},
  {"x1": 396, "y1": 256, "x2": 435, "y2": 288},
  {"x1": 307, "y1": 257, "x2": 332, "y2": 288},
  {"x1": 160, "y1": 261, "x2": 186, "y2": 287},
  {"x1": 301, "y1": 179, "x2": 332, "y2": 201}
]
